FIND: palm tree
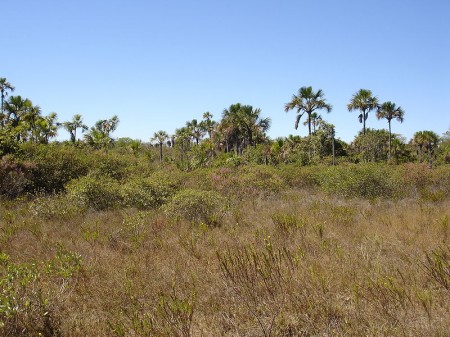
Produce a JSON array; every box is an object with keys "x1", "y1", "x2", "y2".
[
  {"x1": 376, "y1": 101, "x2": 405, "y2": 159},
  {"x1": 201, "y1": 112, "x2": 216, "y2": 140},
  {"x1": 152, "y1": 130, "x2": 169, "y2": 162},
  {"x1": 303, "y1": 112, "x2": 322, "y2": 134},
  {"x1": 186, "y1": 119, "x2": 205, "y2": 145},
  {"x1": 347, "y1": 89, "x2": 379, "y2": 135},
  {"x1": 0, "y1": 78, "x2": 15, "y2": 127},
  {"x1": 284, "y1": 86, "x2": 332, "y2": 138},
  {"x1": 412, "y1": 131, "x2": 439, "y2": 165},
  {"x1": 61, "y1": 114, "x2": 88, "y2": 143}
]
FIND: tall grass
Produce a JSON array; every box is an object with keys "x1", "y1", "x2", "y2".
[{"x1": 1, "y1": 163, "x2": 449, "y2": 336}]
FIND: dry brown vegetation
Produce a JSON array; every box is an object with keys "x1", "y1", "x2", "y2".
[{"x1": 1, "y1": 163, "x2": 450, "y2": 336}]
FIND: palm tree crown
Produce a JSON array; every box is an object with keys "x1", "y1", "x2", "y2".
[
  {"x1": 347, "y1": 89, "x2": 379, "y2": 135},
  {"x1": 284, "y1": 86, "x2": 332, "y2": 137}
]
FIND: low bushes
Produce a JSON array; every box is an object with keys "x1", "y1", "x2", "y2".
[
  {"x1": 162, "y1": 189, "x2": 227, "y2": 226},
  {"x1": 122, "y1": 176, "x2": 178, "y2": 209},
  {"x1": 316, "y1": 164, "x2": 403, "y2": 199},
  {"x1": 66, "y1": 175, "x2": 123, "y2": 210}
]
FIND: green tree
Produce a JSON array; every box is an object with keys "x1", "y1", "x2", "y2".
[
  {"x1": 84, "y1": 115, "x2": 119, "y2": 149},
  {"x1": 352, "y1": 128, "x2": 390, "y2": 162},
  {"x1": 347, "y1": 89, "x2": 379, "y2": 135},
  {"x1": 412, "y1": 130, "x2": 439, "y2": 165},
  {"x1": 0, "y1": 78, "x2": 15, "y2": 127},
  {"x1": 201, "y1": 111, "x2": 216, "y2": 140},
  {"x1": 186, "y1": 119, "x2": 205, "y2": 145},
  {"x1": 303, "y1": 112, "x2": 322, "y2": 134},
  {"x1": 376, "y1": 101, "x2": 405, "y2": 159},
  {"x1": 221, "y1": 103, "x2": 270, "y2": 154},
  {"x1": 284, "y1": 86, "x2": 332, "y2": 138},
  {"x1": 152, "y1": 130, "x2": 169, "y2": 162},
  {"x1": 61, "y1": 114, "x2": 88, "y2": 143}
]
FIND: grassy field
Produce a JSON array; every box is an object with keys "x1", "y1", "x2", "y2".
[{"x1": 1, "y1": 163, "x2": 449, "y2": 336}]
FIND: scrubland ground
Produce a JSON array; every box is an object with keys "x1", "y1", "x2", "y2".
[{"x1": 1, "y1": 164, "x2": 450, "y2": 336}]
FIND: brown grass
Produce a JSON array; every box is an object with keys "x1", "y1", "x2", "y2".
[{"x1": 1, "y1": 184, "x2": 450, "y2": 336}]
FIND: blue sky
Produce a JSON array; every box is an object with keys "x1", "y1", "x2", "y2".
[{"x1": 3, "y1": 0, "x2": 449, "y2": 143}]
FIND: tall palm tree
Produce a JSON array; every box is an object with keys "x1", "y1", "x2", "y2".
[
  {"x1": 152, "y1": 130, "x2": 169, "y2": 162},
  {"x1": 347, "y1": 89, "x2": 379, "y2": 135},
  {"x1": 0, "y1": 78, "x2": 15, "y2": 127},
  {"x1": 376, "y1": 101, "x2": 405, "y2": 159},
  {"x1": 284, "y1": 86, "x2": 332, "y2": 138}
]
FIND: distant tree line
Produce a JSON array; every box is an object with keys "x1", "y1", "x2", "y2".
[{"x1": 1, "y1": 77, "x2": 449, "y2": 166}]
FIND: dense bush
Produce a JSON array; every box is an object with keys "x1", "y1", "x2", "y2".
[
  {"x1": 317, "y1": 164, "x2": 403, "y2": 198},
  {"x1": 163, "y1": 189, "x2": 227, "y2": 226},
  {"x1": 0, "y1": 155, "x2": 34, "y2": 198},
  {"x1": 122, "y1": 176, "x2": 178, "y2": 209},
  {"x1": 66, "y1": 175, "x2": 123, "y2": 210},
  {"x1": 209, "y1": 165, "x2": 285, "y2": 198},
  {"x1": 18, "y1": 143, "x2": 89, "y2": 194}
]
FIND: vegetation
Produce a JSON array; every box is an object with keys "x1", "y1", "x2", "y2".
[{"x1": 1, "y1": 77, "x2": 450, "y2": 335}]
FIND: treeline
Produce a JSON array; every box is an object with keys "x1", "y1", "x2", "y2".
[{"x1": 1, "y1": 77, "x2": 449, "y2": 170}]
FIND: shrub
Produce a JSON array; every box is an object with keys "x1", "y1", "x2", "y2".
[
  {"x1": 163, "y1": 189, "x2": 227, "y2": 226},
  {"x1": 209, "y1": 165, "x2": 285, "y2": 198},
  {"x1": 66, "y1": 175, "x2": 123, "y2": 210},
  {"x1": 29, "y1": 194, "x2": 86, "y2": 220},
  {"x1": 317, "y1": 164, "x2": 402, "y2": 199},
  {"x1": 122, "y1": 176, "x2": 178, "y2": 209},
  {"x1": 19, "y1": 143, "x2": 89, "y2": 194},
  {"x1": 0, "y1": 155, "x2": 34, "y2": 199}
]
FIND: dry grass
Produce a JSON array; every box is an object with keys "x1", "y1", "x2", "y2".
[{"x1": 1, "y1": 180, "x2": 450, "y2": 336}]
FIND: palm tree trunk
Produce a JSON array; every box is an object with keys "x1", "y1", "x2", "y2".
[
  {"x1": 0, "y1": 90, "x2": 4, "y2": 128},
  {"x1": 388, "y1": 121, "x2": 392, "y2": 160},
  {"x1": 159, "y1": 143, "x2": 163, "y2": 162},
  {"x1": 363, "y1": 111, "x2": 366, "y2": 135}
]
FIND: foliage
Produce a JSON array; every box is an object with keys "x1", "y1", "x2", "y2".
[
  {"x1": 163, "y1": 189, "x2": 227, "y2": 226},
  {"x1": 0, "y1": 155, "x2": 34, "y2": 199},
  {"x1": 122, "y1": 176, "x2": 178, "y2": 209},
  {"x1": 66, "y1": 175, "x2": 123, "y2": 210},
  {"x1": 317, "y1": 164, "x2": 402, "y2": 198},
  {"x1": 0, "y1": 248, "x2": 81, "y2": 337},
  {"x1": 18, "y1": 143, "x2": 89, "y2": 193}
]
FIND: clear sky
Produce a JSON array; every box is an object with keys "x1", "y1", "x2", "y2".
[{"x1": 3, "y1": 0, "x2": 450, "y2": 143}]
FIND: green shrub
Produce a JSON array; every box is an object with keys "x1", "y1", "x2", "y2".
[
  {"x1": 29, "y1": 194, "x2": 86, "y2": 220},
  {"x1": 19, "y1": 143, "x2": 89, "y2": 194},
  {"x1": 66, "y1": 175, "x2": 123, "y2": 210},
  {"x1": 163, "y1": 189, "x2": 227, "y2": 226},
  {"x1": 317, "y1": 164, "x2": 402, "y2": 199},
  {"x1": 122, "y1": 176, "x2": 178, "y2": 209},
  {"x1": 209, "y1": 165, "x2": 285, "y2": 198}
]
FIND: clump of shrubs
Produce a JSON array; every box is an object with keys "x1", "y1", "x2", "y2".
[
  {"x1": 0, "y1": 155, "x2": 35, "y2": 199},
  {"x1": 66, "y1": 175, "x2": 123, "y2": 210},
  {"x1": 162, "y1": 189, "x2": 227, "y2": 226},
  {"x1": 121, "y1": 176, "x2": 178, "y2": 209},
  {"x1": 317, "y1": 164, "x2": 403, "y2": 199}
]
